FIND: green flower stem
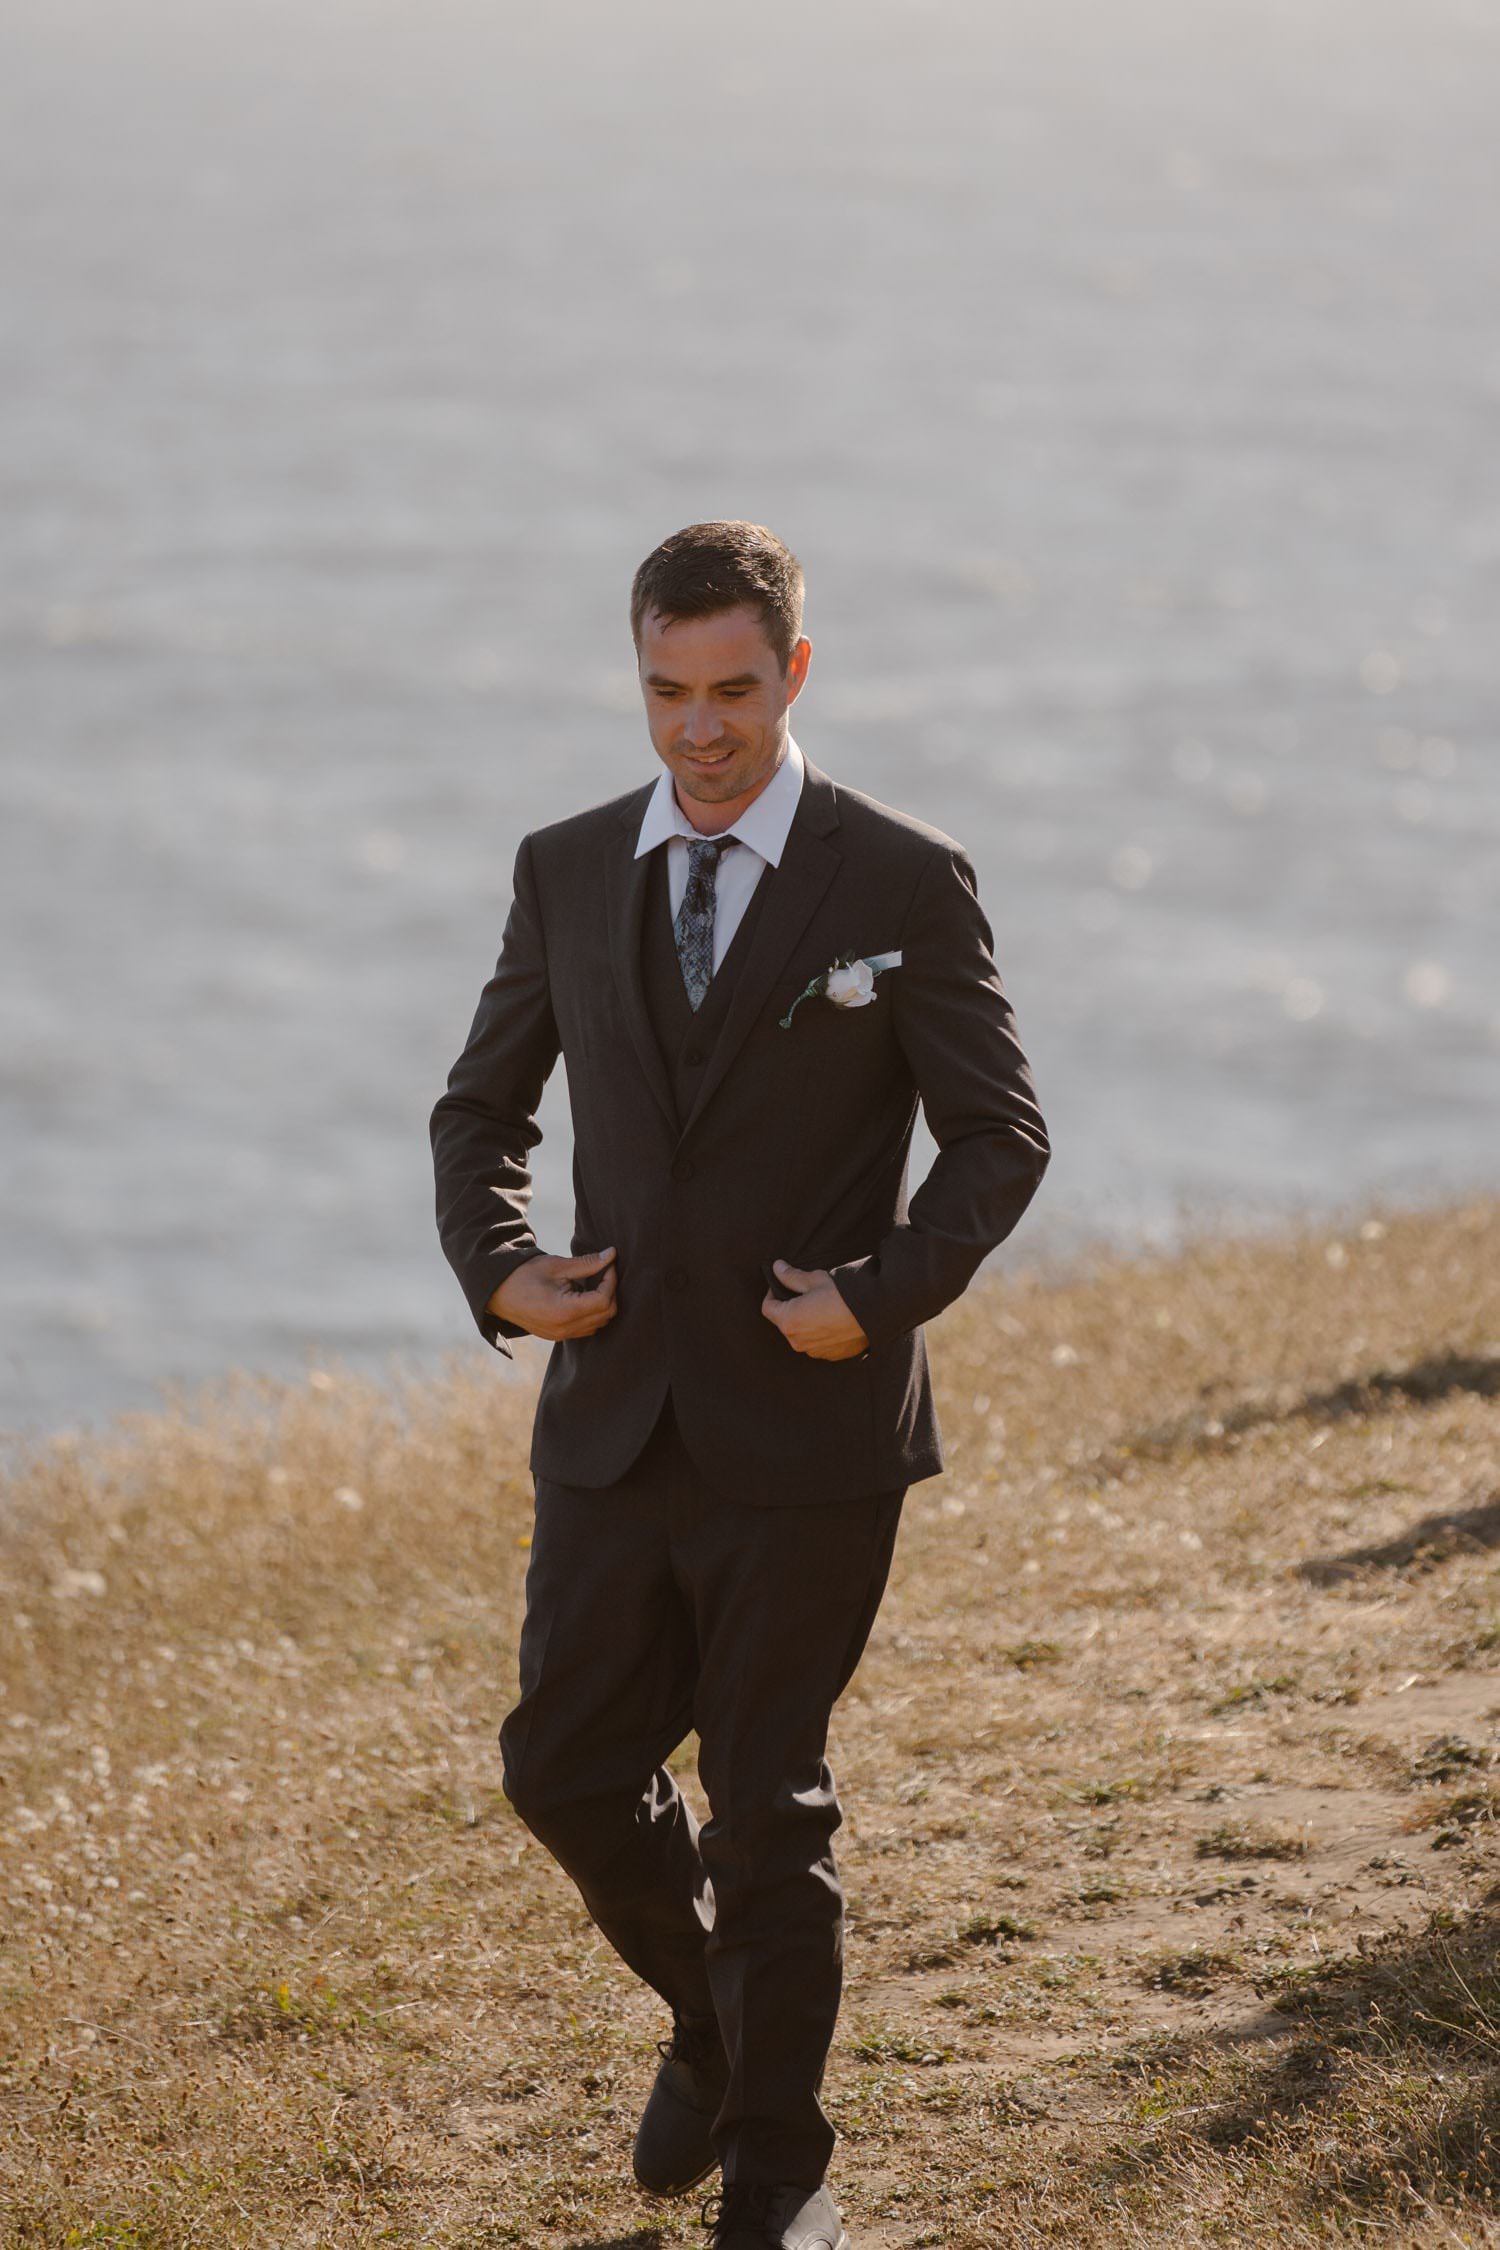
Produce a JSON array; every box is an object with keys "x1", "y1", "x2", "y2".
[{"x1": 778, "y1": 976, "x2": 827, "y2": 1030}]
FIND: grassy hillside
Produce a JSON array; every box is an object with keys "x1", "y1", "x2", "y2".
[{"x1": 3, "y1": 1195, "x2": 1499, "y2": 2248}]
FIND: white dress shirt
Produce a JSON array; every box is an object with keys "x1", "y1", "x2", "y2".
[{"x1": 633, "y1": 734, "x2": 805, "y2": 972}]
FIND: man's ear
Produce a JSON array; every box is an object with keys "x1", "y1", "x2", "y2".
[{"x1": 784, "y1": 635, "x2": 812, "y2": 705}]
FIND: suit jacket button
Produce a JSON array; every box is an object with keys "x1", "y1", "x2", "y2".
[
  {"x1": 665, "y1": 1266, "x2": 689, "y2": 1291},
  {"x1": 683, "y1": 1047, "x2": 706, "y2": 1066},
  {"x1": 671, "y1": 1157, "x2": 695, "y2": 1182}
]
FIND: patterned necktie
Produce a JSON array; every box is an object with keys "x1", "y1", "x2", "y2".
[{"x1": 674, "y1": 836, "x2": 739, "y2": 1011}]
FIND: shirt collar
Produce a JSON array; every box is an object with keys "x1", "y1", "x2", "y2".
[{"x1": 634, "y1": 735, "x2": 806, "y2": 865}]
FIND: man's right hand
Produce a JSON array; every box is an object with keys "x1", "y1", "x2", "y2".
[{"x1": 487, "y1": 1247, "x2": 619, "y2": 1341}]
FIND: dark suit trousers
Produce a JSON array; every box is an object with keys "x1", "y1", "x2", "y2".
[{"x1": 498, "y1": 1388, "x2": 905, "y2": 2188}]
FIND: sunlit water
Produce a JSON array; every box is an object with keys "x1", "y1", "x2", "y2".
[{"x1": 3, "y1": 0, "x2": 1498, "y2": 1434}]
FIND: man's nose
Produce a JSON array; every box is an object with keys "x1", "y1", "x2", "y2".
[{"x1": 680, "y1": 705, "x2": 724, "y2": 749}]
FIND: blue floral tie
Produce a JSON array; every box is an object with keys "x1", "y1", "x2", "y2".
[{"x1": 674, "y1": 836, "x2": 739, "y2": 1011}]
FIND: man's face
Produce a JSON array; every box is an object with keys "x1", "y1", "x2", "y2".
[{"x1": 638, "y1": 604, "x2": 811, "y2": 832}]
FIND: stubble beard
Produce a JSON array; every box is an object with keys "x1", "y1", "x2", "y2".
[{"x1": 673, "y1": 746, "x2": 749, "y2": 802}]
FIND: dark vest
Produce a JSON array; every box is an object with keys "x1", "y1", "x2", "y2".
[{"x1": 640, "y1": 840, "x2": 775, "y2": 1127}]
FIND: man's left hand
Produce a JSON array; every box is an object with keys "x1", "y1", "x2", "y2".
[{"x1": 760, "y1": 1261, "x2": 870, "y2": 1361}]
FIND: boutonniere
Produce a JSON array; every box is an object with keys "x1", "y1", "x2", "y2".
[{"x1": 779, "y1": 950, "x2": 902, "y2": 1029}]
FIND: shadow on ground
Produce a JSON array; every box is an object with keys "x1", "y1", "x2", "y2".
[
  {"x1": 1118, "y1": 1347, "x2": 1500, "y2": 1472},
  {"x1": 1299, "y1": 1494, "x2": 1500, "y2": 1584},
  {"x1": 559, "y1": 2231, "x2": 669, "y2": 2250},
  {"x1": 1094, "y1": 1898, "x2": 1500, "y2": 2225}
]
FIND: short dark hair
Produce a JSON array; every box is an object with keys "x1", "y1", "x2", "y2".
[{"x1": 630, "y1": 521, "x2": 805, "y2": 673}]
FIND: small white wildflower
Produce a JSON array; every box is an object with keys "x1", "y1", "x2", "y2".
[{"x1": 51, "y1": 1569, "x2": 107, "y2": 1600}]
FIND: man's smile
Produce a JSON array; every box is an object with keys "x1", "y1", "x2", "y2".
[{"x1": 674, "y1": 741, "x2": 747, "y2": 782}]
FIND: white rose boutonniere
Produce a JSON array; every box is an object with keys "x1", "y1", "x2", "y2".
[{"x1": 779, "y1": 950, "x2": 902, "y2": 1030}]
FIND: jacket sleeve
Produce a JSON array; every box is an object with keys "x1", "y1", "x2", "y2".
[
  {"x1": 827, "y1": 840, "x2": 1050, "y2": 1352},
  {"x1": 429, "y1": 833, "x2": 560, "y2": 1357}
]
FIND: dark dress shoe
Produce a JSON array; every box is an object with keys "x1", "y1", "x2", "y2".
[
  {"x1": 631, "y1": 2011, "x2": 730, "y2": 2195},
  {"x1": 698, "y1": 2180, "x2": 850, "y2": 2249}
]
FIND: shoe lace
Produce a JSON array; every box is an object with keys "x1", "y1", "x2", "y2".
[{"x1": 698, "y1": 2181, "x2": 778, "y2": 2240}]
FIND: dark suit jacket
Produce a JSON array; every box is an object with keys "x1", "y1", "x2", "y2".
[{"x1": 430, "y1": 754, "x2": 1050, "y2": 1506}]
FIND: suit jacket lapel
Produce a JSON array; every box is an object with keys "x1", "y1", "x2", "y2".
[
  {"x1": 678, "y1": 759, "x2": 842, "y2": 1144},
  {"x1": 606, "y1": 787, "x2": 680, "y2": 1134},
  {"x1": 606, "y1": 758, "x2": 844, "y2": 1146}
]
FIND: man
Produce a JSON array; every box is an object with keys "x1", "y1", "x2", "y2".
[{"x1": 430, "y1": 522, "x2": 1049, "y2": 2250}]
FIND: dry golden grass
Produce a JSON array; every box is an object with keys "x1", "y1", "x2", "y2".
[{"x1": 4, "y1": 1193, "x2": 1500, "y2": 2247}]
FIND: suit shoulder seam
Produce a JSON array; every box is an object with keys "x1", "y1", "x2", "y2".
[{"x1": 895, "y1": 836, "x2": 953, "y2": 945}]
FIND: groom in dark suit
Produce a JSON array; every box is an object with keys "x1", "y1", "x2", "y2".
[{"x1": 430, "y1": 522, "x2": 1049, "y2": 2250}]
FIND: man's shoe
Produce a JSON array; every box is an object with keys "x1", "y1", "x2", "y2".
[
  {"x1": 631, "y1": 2011, "x2": 730, "y2": 2195},
  {"x1": 698, "y1": 2180, "x2": 850, "y2": 2250}
]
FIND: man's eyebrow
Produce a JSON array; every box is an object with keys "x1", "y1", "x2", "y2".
[{"x1": 643, "y1": 670, "x2": 763, "y2": 690}]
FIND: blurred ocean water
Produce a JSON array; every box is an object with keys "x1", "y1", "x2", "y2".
[{"x1": 2, "y1": 0, "x2": 1497, "y2": 1432}]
